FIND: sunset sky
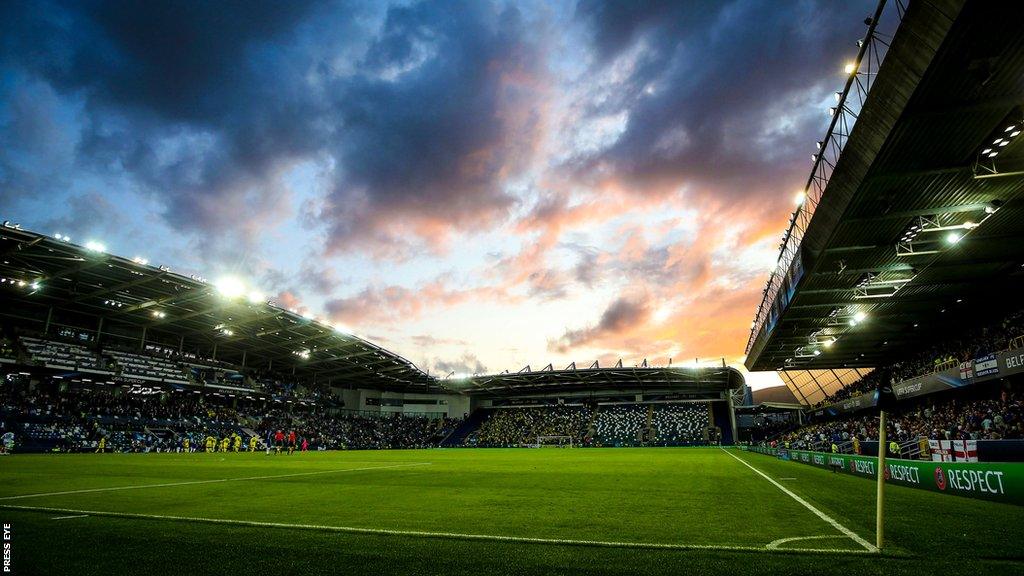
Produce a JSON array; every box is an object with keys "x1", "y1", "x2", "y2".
[{"x1": 0, "y1": 0, "x2": 877, "y2": 388}]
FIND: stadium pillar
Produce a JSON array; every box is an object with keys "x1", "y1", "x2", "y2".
[
  {"x1": 876, "y1": 410, "x2": 887, "y2": 551},
  {"x1": 139, "y1": 325, "x2": 147, "y2": 351},
  {"x1": 727, "y1": 391, "x2": 738, "y2": 445},
  {"x1": 44, "y1": 306, "x2": 53, "y2": 334}
]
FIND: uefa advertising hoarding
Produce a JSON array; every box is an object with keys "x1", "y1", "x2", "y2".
[{"x1": 743, "y1": 446, "x2": 1024, "y2": 506}]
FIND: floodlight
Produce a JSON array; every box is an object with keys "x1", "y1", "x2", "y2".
[
  {"x1": 794, "y1": 191, "x2": 806, "y2": 206},
  {"x1": 946, "y1": 232, "x2": 962, "y2": 244},
  {"x1": 247, "y1": 291, "x2": 264, "y2": 304},
  {"x1": 215, "y1": 276, "x2": 245, "y2": 298},
  {"x1": 844, "y1": 62, "x2": 856, "y2": 74},
  {"x1": 84, "y1": 241, "x2": 106, "y2": 253}
]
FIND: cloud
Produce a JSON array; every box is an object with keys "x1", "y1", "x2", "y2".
[
  {"x1": 0, "y1": 0, "x2": 867, "y2": 387},
  {"x1": 314, "y1": 1, "x2": 552, "y2": 256},
  {"x1": 550, "y1": 293, "x2": 652, "y2": 353},
  {"x1": 324, "y1": 278, "x2": 513, "y2": 327},
  {"x1": 430, "y1": 352, "x2": 488, "y2": 376},
  {"x1": 566, "y1": 0, "x2": 874, "y2": 206}
]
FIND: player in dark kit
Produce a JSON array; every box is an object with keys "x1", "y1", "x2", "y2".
[
  {"x1": 287, "y1": 430, "x2": 297, "y2": 455},
  {"x1": 274, "y1": 430, "x2": 284, "y2": 455}
]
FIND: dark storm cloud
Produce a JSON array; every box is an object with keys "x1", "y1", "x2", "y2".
[
  {"x1": 0, "y1": 0, "x2": 336, "y2": 254},
  {"x1": 317, "y1": 0, "x2": 545, "y2": 254},
  {"x1": 1, "y1": 0, "x2": 543, "y2": 258},
  {"x1": 569, "y1": 0, "x2": 876, "y2": 200}
]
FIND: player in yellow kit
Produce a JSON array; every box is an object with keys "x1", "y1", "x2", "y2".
[
  {"x1": 249, "y1": 435, "x2": 258, "y2": 452},
  {"x1": 205, "y1": 435, "x2": 215, "y2": 453},
  {"x1": 182, "y1": 437, "x2": 190, "y2": 453},
  {"x1": 95, "y1": 436, "x2": 107, "y2": 453},
  {"x1": 219, "y1": 437, "x2": 229, "y2": 452},
  {"x1": 232, "y1": 434, "x2": 241, "y2": 453}
]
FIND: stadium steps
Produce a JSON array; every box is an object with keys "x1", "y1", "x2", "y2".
[
  {"x1": 584, "y1": 405, "x2": 599, "y2": 442},
  {"x1": 441, "y1": 409, "x2": 489, "y2": 447}
]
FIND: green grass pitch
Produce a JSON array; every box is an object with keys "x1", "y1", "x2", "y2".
[{"x1": 1, "y1": 447, "x2": 1021, "y2": 575}]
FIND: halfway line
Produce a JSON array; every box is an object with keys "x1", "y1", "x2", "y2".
[
  {"x1": 0, "y1": 462, "x2": 432, "y2": 501},
  {"x1": 721, "y1": 449, "x2": 877, "y2": 553}
]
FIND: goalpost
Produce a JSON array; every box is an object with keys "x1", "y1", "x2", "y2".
[{"x1": 535, "y1": 435, "x2": 574, "y2": 448}]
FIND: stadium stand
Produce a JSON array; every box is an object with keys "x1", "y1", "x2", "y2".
[
  {"x1": 22, "y1": 336, "x2": 107, "y2": 372},
  {"x1": 0, "y1": 373, "x2": 461, "y2": 453},
  {"x1": 649, "y1": 403, "x2": 709, "y2": 445},
  {"x1": 471, "y1": 405, "x2": 592, "y2": 447},
  {"x1": 107, "y1": 348, "x2": 189, "y2": 384},
  {"x1": 594, "y1": 404, "x2": 647, "y2": 446},
  {"x1": 771, "y1": 384, "x2": 1024, "y2": 457},
  {"x1": 810, "y1": 308, "x2": 1024, "y2": 409}
]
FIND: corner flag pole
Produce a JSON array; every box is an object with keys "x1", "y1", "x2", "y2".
[{"x1": 876, "y1": 409, "x2": 887, "y2": 551}]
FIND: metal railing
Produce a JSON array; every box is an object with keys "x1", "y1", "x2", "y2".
[{"x1": 746, "y1": 0, "x2": 908, "y2": 354}]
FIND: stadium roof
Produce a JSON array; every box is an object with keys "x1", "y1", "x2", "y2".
[
  {"x1": 746, "y1": 0, "x2": 1024, "y2": 372},
  {"x1": 0, "y1": 225, "x2": 439, "y2": 392},
  {"x1": 448, "y1": 365, "x2": 744, "y2": 398}
]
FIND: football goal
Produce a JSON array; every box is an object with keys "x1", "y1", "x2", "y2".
[{"x1": 535, "y1": 435, "x2": 574, "y2": 448}]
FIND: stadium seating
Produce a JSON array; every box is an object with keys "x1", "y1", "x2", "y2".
[
  {"x1": 777, "y1": 388, "x2": 1023, "y2": 452},
  {"x1": 473, "y1": 405, "x2": 593, "y2": 447},
  {"x1": 106, "y1": 349, "x2": 189, "y2": 384},
  {"x1": 594, "y1": 404, "x2": 647, "y2": 446},
  {"x1": 813, "y1": 308, "x2": 1024, "y2": 408},
  {"x1": 21, "y1": 337, "x2": 107, "y2": 372},
  {"x1": 649, "y1": 403, "x2": 708, "y2": 445}
]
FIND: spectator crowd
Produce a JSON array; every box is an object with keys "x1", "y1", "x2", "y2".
[{"x1": 779, "y1": 388, "x2": 1023, "y2": 451}]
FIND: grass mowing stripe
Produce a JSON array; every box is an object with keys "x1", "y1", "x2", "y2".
[
  {"x1": 721, "y1": 448, "x2": 878, "y2": 553},
  {"x1": 0, "y1": 504, "x2": 877, "y2": 555},
  {"x1": 0, "y1": 462, "x2": 432, "y2": 501}
]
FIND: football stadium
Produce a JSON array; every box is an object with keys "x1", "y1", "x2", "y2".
[{"x1": 2, "y1": 0, "x2": 1024, "y2": 575}]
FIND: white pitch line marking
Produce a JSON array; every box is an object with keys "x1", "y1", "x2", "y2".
[
  {"x1": 766, "y1": 535, "x2": 847, "y2": 550},
  {"x1": 722, "y1": 449, "x2": 877, "y2": 553},
  {"x1": 0, "y1": 462, "x2": 432, "y2": 501},
  {"x1": 0, "y1": 504, "x2": 875, "y2": 555},
  {"x1": 51, "y1": 514, "x2": 89, "y2": 520}
]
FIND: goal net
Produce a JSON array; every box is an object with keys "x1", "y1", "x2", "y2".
[{"x1": 535, "y1": 435, "x2": 573, "y2": 448}]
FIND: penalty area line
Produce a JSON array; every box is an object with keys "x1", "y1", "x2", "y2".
[
  {"x1": 0, "y1": 462, "x2": 433, "y2": 501},
  {"x1": 0, "y1": 504, "x2": 876, "y2": 556},
  {"x1": 722, "y1": 448, "x2": 877, "y2": 553}
]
